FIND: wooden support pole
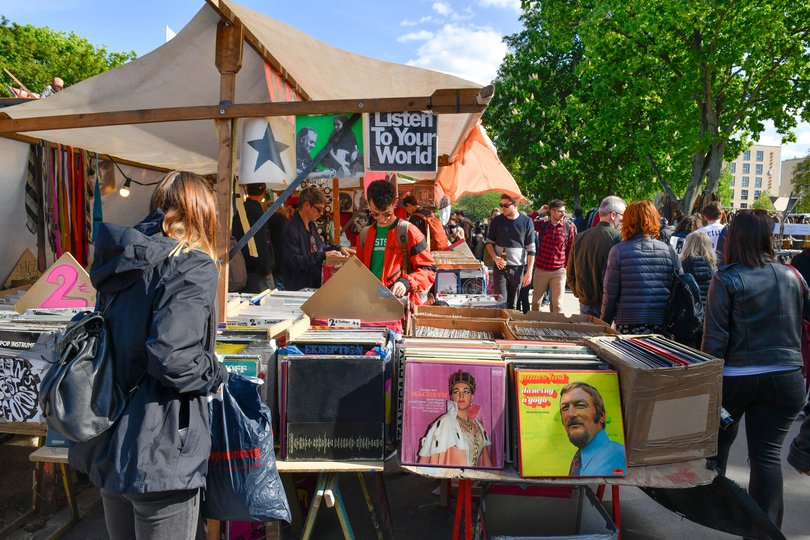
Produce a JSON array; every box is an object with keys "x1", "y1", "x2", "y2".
[{"x1": 213, "y1": 20, "x2": 243, "y2": 323}]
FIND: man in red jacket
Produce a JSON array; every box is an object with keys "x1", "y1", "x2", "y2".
[{"x1": 357, "y1": 180, "x2": 436, "y2": 304}]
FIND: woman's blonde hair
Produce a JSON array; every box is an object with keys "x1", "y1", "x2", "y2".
[
  {"x1": 150, "y1": 171, "x2": 218, "y2": 260},
  {"x1": 681, "y1": 231, "x2": 717, "y2": 270}
]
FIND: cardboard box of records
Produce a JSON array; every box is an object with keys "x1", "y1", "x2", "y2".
[
  {"x1": 505, "y1": 320, "x2": 617, "y2": 343},
  {"x1": 584, "y1": 334, "x2": 722, "y2": 466},
  {"x1": 411, "y1": 316, "x2": 510, "y2": 340},
  {"x1": 413, "y1": 305, "x2": 511, "y2": 321},
  {"x1": 506, "y1": 310, "x2": 610, "y2": 326}
]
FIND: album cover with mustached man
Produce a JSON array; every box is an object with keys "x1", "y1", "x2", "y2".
[{"x1": 515, "y1": 369, "x2": 626, "y2": 478}]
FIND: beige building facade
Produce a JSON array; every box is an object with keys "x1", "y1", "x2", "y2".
[
  {"x1": 779, "y1": 157, "x2": 805, "y2": 197},
  {"x1": 727, "y1": 144, "x2": 781, "y2": 209}
]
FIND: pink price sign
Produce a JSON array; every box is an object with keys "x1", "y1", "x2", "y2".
[{"x1": 40, "y1": 264, "x2": 92, "y2": 308}]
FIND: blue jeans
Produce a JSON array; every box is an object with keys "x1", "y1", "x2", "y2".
[
  {"x1": 716, "y1": 368, "x2": 805, "y2": 528},
  {"x1": 493, "y1": 265, "x2": 525, "y2": 309},
  {"x1": 101, "y1": 488, "x2": 202, "y2": 540}
]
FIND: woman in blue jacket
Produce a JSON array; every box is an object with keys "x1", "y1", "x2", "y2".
[
  {"x1": 69, "y1": 171, "x2": 228, "y2": 539},
  {"x1": 601, "y1": 200, "x2": 680, "y2": 334},
  {"x1": 702, "y1": 209, "x2": 809, "y2": 531}
]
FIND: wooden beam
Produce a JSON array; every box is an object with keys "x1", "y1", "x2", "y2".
[
  {"x1": 205, "y1": 0, "x2": 311, "y2": 101},
  {"x1": 214, "y1": 20, "x2": 242, "y2": 323},
  {"x1": 0, "y1": 89, "x2": 487, "y2": 134}
]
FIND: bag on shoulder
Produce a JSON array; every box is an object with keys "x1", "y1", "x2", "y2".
[
  {"x1": 665, "y1": 270, "x2": 704, "y2": 343},
  {"x1": 39, "y1": 300, "x2": 143, "y2": 442}
]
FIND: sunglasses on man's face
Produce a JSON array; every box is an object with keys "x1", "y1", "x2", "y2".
[
  {"x1": 500, "y1": 202, "x2": 513, "y2": 209},
  {"x1": 312, "y1": 204, "x2": 326, "y2": 214}
]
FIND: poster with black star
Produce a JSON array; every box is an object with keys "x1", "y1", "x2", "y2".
[
  {"x1": 368, "y1": 112, "x2": 438, "y2": 172},
  {"x1": 295, "y1": 114, "x2": 364, "y2": 179},
  {"x1": 239, "y1": 118, "x2": 295, "y2": 188}
]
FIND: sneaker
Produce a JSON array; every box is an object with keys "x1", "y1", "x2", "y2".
[{"x1": 541, "y1": 299, "x2": 550, "y2": 307}]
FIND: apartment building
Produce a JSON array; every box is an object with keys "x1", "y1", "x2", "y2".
[{"x1": 727, "y1": 144, "x2": 781, "y2": 209}]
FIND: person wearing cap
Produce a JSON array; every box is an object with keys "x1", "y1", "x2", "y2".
[
  {"x1": 282, "y1": 187, "x2": 354, "y2": 291},
  {"x1": 40, "y1": 77, "x2": 64, "y2": 98}
]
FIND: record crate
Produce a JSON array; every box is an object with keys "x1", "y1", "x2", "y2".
[{"x1": 584, "y1": 334, "x2": 723, "y2": 466}]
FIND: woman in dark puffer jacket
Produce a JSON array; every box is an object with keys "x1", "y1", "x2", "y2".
[
  {"x1": 681, "y1": 231, "x2": 716, "y2": 307},
  {"x1": 601, "y1": 200, "x2": 681, "y2": 334}
]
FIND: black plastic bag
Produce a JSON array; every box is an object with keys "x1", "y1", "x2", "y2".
[{"x1": 202, "y1": 373, "x2": 291, "y2": 523}]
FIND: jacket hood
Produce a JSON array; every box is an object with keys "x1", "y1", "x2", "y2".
[{"x1": 90, "y1": 209, "x2": 179, "y2": 293}]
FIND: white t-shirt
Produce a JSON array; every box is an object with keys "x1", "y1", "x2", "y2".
[{"x1": 695, "y1": 223, "x2": 725, "y2": 249}]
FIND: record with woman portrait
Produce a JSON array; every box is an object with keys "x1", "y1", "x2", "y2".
[{"x1": 401, "y1": 360, "x2": 505, "y2": 469}]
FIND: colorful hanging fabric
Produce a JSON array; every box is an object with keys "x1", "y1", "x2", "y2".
[{"x1": 92, "y1": 154, "x2": 103, "y2": 244}]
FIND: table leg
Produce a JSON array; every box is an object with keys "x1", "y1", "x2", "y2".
[
  {"x1": 280, "y1": 473, "x2": 304, "y2": 536},
  {"x1": 300, "y1": 473, "x2": 329, "y2": 540},
  {"x1": 60, "y1": 463, "x2": 79, "y2": 523},
  {"x1": 371, "y1": 471, "x2": 394, "y2": 539},
  {"x1": 327, "y1": 474, "x2": 355, "y2": 540},
  {"x1": 357, "y1": 473, "x2": 384, "y2": 540},
  {"x1": 612, "y1": 485, "x2": 621, "y2": 540},
  {"x1": 596, "y1": 484, "x2": 606, "y2": 501},
  {"x1": 464, "y1": 479, "x2": 472, "y2": 540},
  {"x1": 452, "y1": 480, "x2": 465, "y2": 540}
]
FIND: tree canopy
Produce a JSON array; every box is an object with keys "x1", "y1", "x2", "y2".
[
  {"x1": 0, "y1": 17, "x2": 136, "y2": 95},
  {"x1": 485, "y1": 0, "x2": 810, "y2": 213}
]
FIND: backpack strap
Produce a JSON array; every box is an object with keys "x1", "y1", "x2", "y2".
[
  {"x1": 397, "y1": 219, "x2": 412, "y2": 275},
  {"x1": 360, "y1": 224, "x2": 371, "y2": 251}
]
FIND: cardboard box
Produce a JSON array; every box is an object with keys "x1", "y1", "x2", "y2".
[
  {"x1": 505, "y1": 321, "x2": 617, "y2": 342},
  {"x1": 507, "y1": 311, "x2": 609, "y2": 326},
  {"x1": 412, "y1": 316, "x2": 510, "y2": 339},
  {"x1": 477, "y1": 485, "x2": 617, "y2": 539},
  {"x1": 413, "y1": 305, "x2": 510, "y2": 320},
  {"x1": 585, "y1": 335, "x2": 722, "y2": 466}
]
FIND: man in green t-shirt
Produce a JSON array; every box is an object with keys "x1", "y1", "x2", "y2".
[{"x1": 370, "y1": 222, "x2": 393, "y2": 280}]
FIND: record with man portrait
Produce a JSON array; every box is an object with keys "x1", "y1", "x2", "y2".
[
  {"x1": 401, "y1": 360, "x2": 505, "y2": 469},
  {"x1": 516, "y1": 369, "x2": 626, "y2": 478},
  {"x1": 295, "y1": 114, "x2": 365, "y2": 179}
]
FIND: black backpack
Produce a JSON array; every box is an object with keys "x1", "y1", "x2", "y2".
[
  {"x1": 665, "y1": 250, "x2": 704, "y2": 344},
  {"x1": 39, "y1": 297, "x2": 145, "y2": 442}
]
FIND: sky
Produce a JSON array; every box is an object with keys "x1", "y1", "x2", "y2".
[{"x1": 2, "y1": 0, "x2": 808, "y2": 160}]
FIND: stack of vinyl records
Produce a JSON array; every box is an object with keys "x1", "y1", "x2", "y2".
[
  {"x1": 396, "y1": 337, "x2": 506, "y2": 470},
  {"x1": 594, "y1": 335, "x2": 715, "y2": 369},
  {"x1": 279, "y1": 327, "x2": 393, "y2": 461},
  {"x1": 225, "y1": 290, "x2": 312, "y2": 336},
  {"x1": 498, "y1": 340, "x2": 611, "y2": 464},
  {"x1": 216, "y1": 334, "x2": 278, "y2": 427}
]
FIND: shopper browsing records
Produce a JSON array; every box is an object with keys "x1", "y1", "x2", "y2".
[
  {"x1": 418, "y1": 371, "x2": 493, "y2": 467},
  {"x1": 485, "y1": 194, "x2": 536, "y2": 309},
  {"x1": 357, "y1": 179, "x2": 436, "y2": 304},
  {"x1": 560, "y1": 382, "x2": 626, "y2": 476},
  {"x1": 232, "y1": 183, "x2": 274, "y2": 293},
  {"x1": 567, "y1": 196, "x2": 625, "y2": 318},
  {"x1": 601, "y1": 200, "x2": 682, "y2": 334},
  {"x1": 702, "y1": 209, "x2": 810, "y2": 530},
  {"x1": 281, "y1": 187, "x2": 354, "y2": 291},
  {"x1": 69, "y1": 172, "x2": 229, "y2": 539}
]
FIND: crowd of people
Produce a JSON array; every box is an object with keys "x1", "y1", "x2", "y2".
[{"x1": 85, "y1": 171, "x2": 810, "y2": 537}]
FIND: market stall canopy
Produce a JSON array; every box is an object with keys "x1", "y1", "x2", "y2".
[{"x1": 0, "y1": 0, "x2": 517, "y2": 193}]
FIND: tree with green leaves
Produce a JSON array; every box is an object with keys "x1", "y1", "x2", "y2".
[
  {"x1": 0, "y1": 17, "x2": 135, "y2": 95},
  {"x1": 487, "y1": 0, "x2": 810, "y2": 214},
  {"x1": 751, "y1": 191, "x2": 775, "y2": 212},
  {"x1": 452, "y1": 192, "x2": 503, "y2": 222}
]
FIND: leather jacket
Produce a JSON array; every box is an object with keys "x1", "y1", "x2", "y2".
[{"x1": 702, "y1": 258, "x2": 810, "y2": 367}]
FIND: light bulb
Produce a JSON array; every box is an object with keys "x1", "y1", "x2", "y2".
[{"x1": 120, "y1": 178, "x2": 132, "y2": 197}]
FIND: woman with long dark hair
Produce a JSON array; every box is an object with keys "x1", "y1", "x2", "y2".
[
  {"x1": 70, "y1": 171, "x2": 228, "y2": 539},
  {"x1": 601, "y1": 200, "x2": 681, "y2": 334},
  {"x1": 703, "y1": 209, "x2": 809, "y2": 530}
]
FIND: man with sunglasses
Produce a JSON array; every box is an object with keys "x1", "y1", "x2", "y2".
[
  {"x1": 485, "y1": 194, "x2": 536, "y2": 309},
  {"x1": 357, "y1": 180, "x2": 436, "y2": 304},
  {"x1": 282, "y1": 186, "x2": 353, "y2": 291}
]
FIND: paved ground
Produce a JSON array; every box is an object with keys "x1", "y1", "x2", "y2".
[{"x1": 1, "y1": 288, "x2": 809, "y2": 539}]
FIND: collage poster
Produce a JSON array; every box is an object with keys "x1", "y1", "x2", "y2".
[
  {"x1": 295, "y1": 114, "x2": 365, "y2": 179},
  {"x1": 401, "y1": 361, "x2": 505, "y2": 469},
  {"x1": 516, "y1": 369, "x2": 627, "y2": 478}
]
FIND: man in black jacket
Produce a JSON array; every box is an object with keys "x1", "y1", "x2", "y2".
[
  {"x1": 282, "y1": 187, "x2": 353, "y2": 290},
  {"x1": 232, "y1": 183, "x2": 274, "y2": 293},
  {"x1": 567, "y1": 196, "x2": 625, "y2": 317}
]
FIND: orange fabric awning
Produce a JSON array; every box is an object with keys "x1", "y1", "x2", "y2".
[{"x1": 435, "y1": 122, "x2": 523, "y2": 202}]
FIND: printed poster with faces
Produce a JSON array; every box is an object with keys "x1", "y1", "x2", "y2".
[
  {"x1": 516, "y1": 369, "x2": 626, "y2": 478},
  {"x1": 295, "y1": 114, "x2": 364, "y2": 179},
  {"x1": 401, "y1": 360, "x2": 505, "y2": 469}
]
